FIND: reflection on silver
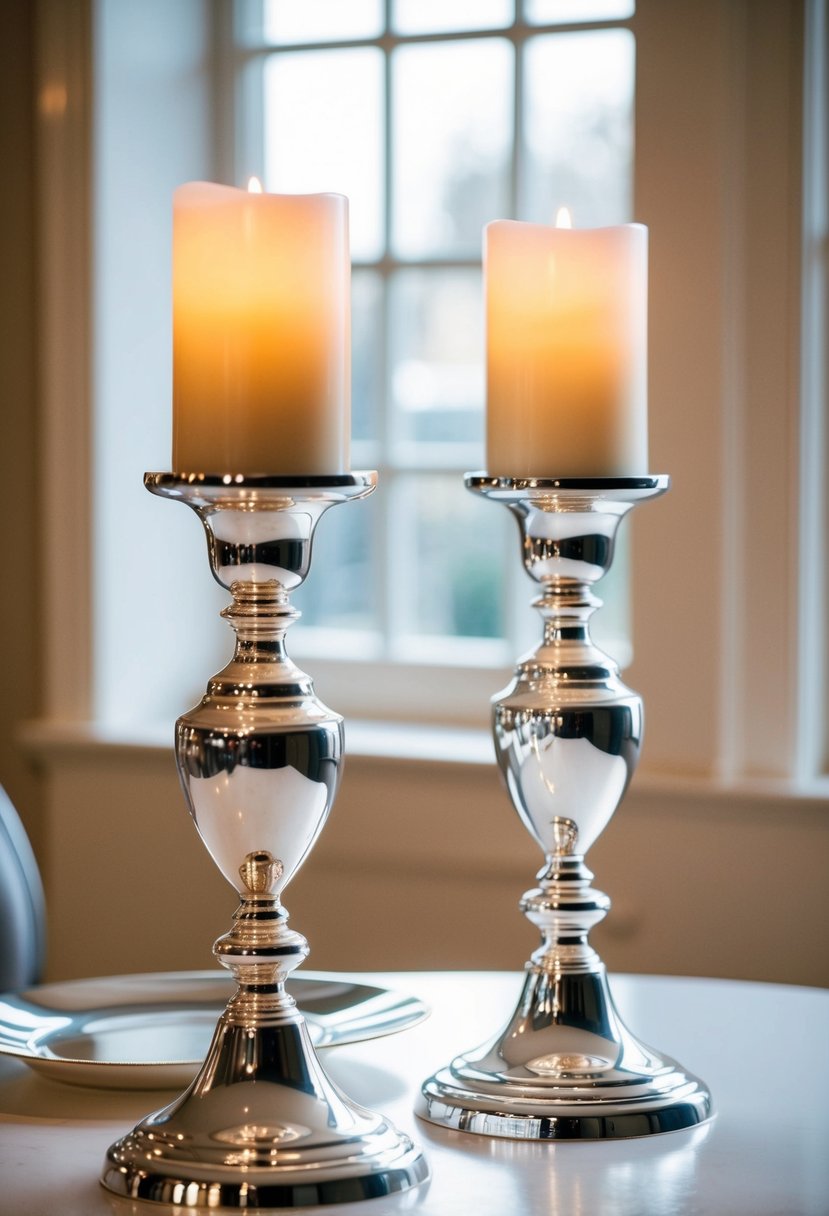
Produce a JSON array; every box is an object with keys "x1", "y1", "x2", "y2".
[
  {"x1": 0, "y1": 971, "x2": 429, "y2": 1089},
  {"x1": 102, "y1": 474, "x2": 428, "y2": 1207},
  {"x1": 418, "y1": 475, "x2": 712, "y2": 1140}
]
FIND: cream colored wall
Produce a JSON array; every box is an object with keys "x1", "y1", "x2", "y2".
[{"x1": 35, "y1": 741, "x2": 829, "y2": 988}]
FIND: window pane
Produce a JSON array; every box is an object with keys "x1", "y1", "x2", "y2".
[
  {"x1": 391, "y1": 474, "x2": 508, "y2": 645},
  {"x1": 526, "y1": 0, "x2": 634, "y2": 22},
  {"x1": 392, "y1": 39, "x2": 513, "y2": 259},
  {"x1": 292, "y1": 492, "x2": 378, "y2": 632},
  {"x1": 521, "y1": 30, "x2": 634, "y2": 226},
  {"x1": 393, "y1": 0, "x2": 512, "y2": 34},
  {"x1": 262, "y1": 0, "x2": 383, "y2": 44},
  {"x1": 388, "y1": 269, "x2": 484, "y2": 461},
  {"x1": 263, "y1": 48, "x2": 383, "y2": 260},
  {"x1": 352, "y1": 271, "x2": 382, "y2": 444}
]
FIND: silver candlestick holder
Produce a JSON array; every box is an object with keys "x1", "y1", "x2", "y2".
[
  {"x1": 418, "y1": 474, "x2": 712, "y2": 1140},
  {"x1": 102, "y1": 472, "x2": 428, "y2": 1208}
]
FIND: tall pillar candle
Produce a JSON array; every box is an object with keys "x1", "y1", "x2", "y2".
[
  {"x1": 485, "y1": 219, "x2": 648, "y2": 477},
  {"x1": 173, "y1": 182, "x2": 350, "y2": 475}
]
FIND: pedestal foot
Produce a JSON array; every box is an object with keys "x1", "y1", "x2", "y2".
[
  {"x1": 418, "y1": 966, "x2": 711, "y2": 1140},
  {"x1": 103, "y1": 1001, "x2": 428, "y2": 1207}
]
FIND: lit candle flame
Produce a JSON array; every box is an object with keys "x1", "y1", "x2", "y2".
[
  {"x1": 247, "y1": 176, "x2": 263, "y2": 194},
  {"x1": 555, "y1": 206, "x2": 572, "y2": 229}
]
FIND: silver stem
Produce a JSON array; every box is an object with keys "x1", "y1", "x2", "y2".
[
  {"x1": 418, "y1": 473, "x2": 712, "y2": 1140},
  {"x1": 102, "y1": 472, "x2": 429, "y2": 1208}
]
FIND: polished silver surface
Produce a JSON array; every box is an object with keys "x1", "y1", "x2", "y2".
[
  {"x1": 145, "y1": 472, "x2": 376, "y2": 592},
  {"x1": 0, "y1": 971, "x2": 429, "y2": 1089},
  {"x1": 418, "y1": 473, "x2": 712, "y2": 1140},
  {"x1": 103, "y1": 473, "x2": 428, "y2": 1207}
]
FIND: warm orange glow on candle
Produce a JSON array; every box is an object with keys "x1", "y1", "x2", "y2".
[
  {"x1": 172, "y1": 182, "x2": 350, "y2": 475},
  {"x1": 485, "y1": 219, "x2": 648, "y2": 478}
]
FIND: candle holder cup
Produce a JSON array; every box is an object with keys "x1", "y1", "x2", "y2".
[
  {"x1": 417, "y1": 474, "x2": 712, "y2": 1140},
  {"x1": 101, "y1": 472, "x2": 428, "y2": 1208}
]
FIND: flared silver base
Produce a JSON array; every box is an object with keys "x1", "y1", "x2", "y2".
[
  {"x1": 102, "y1": 1012, "x2": 428, "y2": 1207},
  {"x1": 417, "y1": 967, "x2": 711, "y2": 1141}
]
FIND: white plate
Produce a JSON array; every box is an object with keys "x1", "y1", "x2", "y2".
[{"x1": 0, "y1": 970, "x2": 428, "y2": 1089}]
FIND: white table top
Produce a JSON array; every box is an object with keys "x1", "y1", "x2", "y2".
[{"x1": 0, "y1": 970, "x2": 827, "y2": 1216}]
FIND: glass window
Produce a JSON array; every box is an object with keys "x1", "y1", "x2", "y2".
[
  {"x1": 263, "y1": 0, "x2": 384, "y2": 45},
  {"x1": 392, "y1": 39, "x2": 513, "y2": 259},
  {"x1": 522, "y1": 30, "x2": 635, "y2": 225},
  {"x1": 240, "y1": 3, "x2": 635, "y2": 669},
  {"x1": 388, "y1": 268, "x2": 484, "y2": 462},
  {"x1": 389, "y1": 472, "x2": 511, "y2": 661},
  {"x1": 262, "y1": 47, "x2": 384, "y2": 260},
  {"x1": 351, "y1": 270, "x2": 383, "y2": 445},
  {"x1": 392, "y1": 0, "x2": 513, "y2": 36},
  {"x1": 526, "y1": 0, "x2": 634, "y2": 22}
]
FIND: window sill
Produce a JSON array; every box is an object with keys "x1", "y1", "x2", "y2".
[{"x1": 18, "y1": 717, "x2": 829, "y2": 809}]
